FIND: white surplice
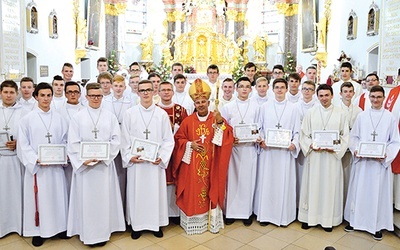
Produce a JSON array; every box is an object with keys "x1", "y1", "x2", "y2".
[
  {"x1": 172, "y1": 91, "x2": 194, "y2": 115},
  {"x1": 67, "y1": 107, "x2": 125, "y2": 244},
  {"x1": 298, "y1": 104, "x2": 349, "y2": 228},
  {"x1": 50, "y1": 96, "x2": 66, "y2": 111},
  {"x1": 121, "y1": 104, "x2": 174, "y2": 231},
  {"x1": 0, "y1": 103, "x2": 25, "y2": 237},
  {"x1": 57, "y1": 102, "x2": 84, "y2": 198},
  {"x1": 332, "y1": 80, "x2": 363, "y2": 107},
  {"x1": 294, "y1": 98, "x2": 317, "y2": 207},
  {"x1": 251, "y1": 94, "x2": 268, "y2": 107},
  {"x1": 221, "y1": 98, "x2": 260, "y2": 219},
  {"x1": 17, "y1": 97, "x2": 37, "y2": 111},
  {"x1": 254, "y1": 99, "x2": 300, "y2": 226},
  {"x1": 337, "y1": 102, "x2": 362, "y2": 203},
  {"x1": 286, "y1": 91, "x2": 302, "y2": 103},
  {"x1": 345, "y1": 108, "x2": 400, "y2": 234},
  {"x1": 17, "y1": 107, "x2": 69, "y2": 237}
]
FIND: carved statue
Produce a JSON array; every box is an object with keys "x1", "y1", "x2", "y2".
[
  {"x1": 317, "y1": 17, "x2": 327, "y2": 50},
  {"x1": 162, "y1": 38, "x2": 173, "y2": 66},
  {"x1": 253, "y1": 35, "x2": 267, "y2": 62},
  {"x1": 140, "y1": 36, "x2": 154, "y2": 61}
]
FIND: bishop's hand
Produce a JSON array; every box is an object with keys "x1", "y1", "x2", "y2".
[
  {"x1": 191, "y1": 140, "x2": 205, "y2": 153},
  {"x1": 213, "y1": 110, "x2": 224, "y2": 124}
]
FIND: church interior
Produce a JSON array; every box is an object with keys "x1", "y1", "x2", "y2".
[{"x1": 1, "y1": 0, "x2": 400, "y2": 249}]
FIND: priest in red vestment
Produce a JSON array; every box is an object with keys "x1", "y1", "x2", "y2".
[{"x1": 171, "y1": 78, "x2": 234, "y2": 235}]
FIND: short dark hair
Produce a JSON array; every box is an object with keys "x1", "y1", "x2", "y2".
[
  {"x1": 302, "y1": 80, "x2": 315, "y2": 88},
  {"x1": 65, "y1": 81, "x2": 80, "y2": 92},
  {"x1": 33, "y1": 82, "x2": 53, "y2": 97},
  {"x1": 207, "y1": 64, "x2": 219, "y2": 73},
  {"x1": 129, "y1": 62, "x2": 140, "y2": 69},
  {"x1": 158, "y1": 81, "x2": 173, "y2": 91},
  {"x1": 365, "y1": 72, "x2": 379, "y2": 81},
  {"x1": 173, "y1": 74, "x2": 186, "y2": 83},
  {"x1": 138, "y1": 79, "x2": 153, "y2": 89},
  {"x1": 306, "y1": 66, "x2": 317, "y2": 72},
  {"x1": 1, "y1": 80, "x2": 18, "y2": 92},
  {"x1": 20, "y1": 76, "x2": 34, "y2": 85},
  {"x1": 86, "y1": 83, "x2": 101, "y2": 92},
  {"x1": 148, "y1": 72, "x2": 161, "y2": 80},
  {"x1": 316, "y1": 84, "x2": 333, "y2": 95},
  {"x1": 97, "y1": 72, "x2": 112, "y2": 83},
  {"x1": 272, "y1": 64, "x2": 284, "y2": 72},
  {"x1": 172, "y1": 62, "x2": 183, "y2": 70},
  {"x1": 52, "y1": 75, "x2": 64, "y2": 85},
  {"x1": 340, "y1": 82, "x2": 354, "y2": 92},
  {"x1": 244, "y1": 62, "x2": 256, "y2": 70},
  {"x1": 62, "y1": 63, "x2": 73, "y2": 71},
  {"x1": 272, "y1": 78, "x2": 288, "y2": 89},
  {"x1": 340, "y1": 62, "x2": 352, "y2": 71},
  {"x1": 223, "y1": 78, "x2": 234, "y2": 84},
  {"x1": 288, "y1": 73, "x2": 301, "y2": 81},
  {"x1": 97, "y1": 57, "x2": 108, "y2": 65},
  {"x1": 370, "y1": 85, "x2": 385, "y2": 96},
  {"x1": 236, "y1": 76, "x2": 251, "y2": 87}
]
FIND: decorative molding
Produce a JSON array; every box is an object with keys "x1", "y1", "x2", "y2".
[
  {"x1": 275, "y1": 3, "x2": 298, "y2": 17},
  {"x1": 49, "y1": 9, "x2": 58, "y2": 39},
  {"x1": 26, "y1": 1, "x2": 38, "y2": 34},
  {"x1": 367, "y1": 1, "x2": 379, "y2": 36},
  {"x1": 346, "y1": 9, "x2": 357, "y2": 40}
]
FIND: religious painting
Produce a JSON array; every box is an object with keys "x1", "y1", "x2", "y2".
[
  {"x1": 301, "y1": 0, "x2": 317, "y2": 53},
  {"x1": 367, "y1": 2, "x2": 379, "y2": 36},
  {"x1": 26, "y1": 1, "x2": 38, "y2": 34},
  {"x1": 347, "y1": 10, "x2": 357, "y2": 40},
  {"x1": 87, "y1": 0, "x2": 101, "y2": 50},
  {"x1": 49, "y1": 9, "x2": 58, "y2": 39}
]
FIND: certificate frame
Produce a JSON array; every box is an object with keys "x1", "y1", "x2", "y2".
[
  {"x1": 130, "y1": 137, "x2": 160, "y2": 162},
  {"x1": 312, "y1": 130, "x2": 341, "y2": 151},
  {"x1": 38, "y1": 144, "x2": 67, "y2": 165},
  {"x1": 357, "y1": 141, "x2": 386, "y2": 158},
  {"x1": 0, "y1": 132, "x2": 10, "y2": 149},
  {"x1": 234, "y1": 123, "x2": 259, "y2": 143},
  {"x1": 79, "y1": 141, "x2": 110, "y2": 161},
  {"x1": 266, "y1": 129, "x2": 292, "y2": 148}
]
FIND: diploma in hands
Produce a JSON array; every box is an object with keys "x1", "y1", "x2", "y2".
[
  {"x1": 265, "y1": 129, "x2": 292, "y2": 148},
  {"x1": 356, "y1": 141, "x2": 386, "y2": 158},
  {"x1": 131, "y1": 138, "x2": 160, "y2": 162},
  {"x1": 234, "y1": 124, "x2": 259, "y2": 143},
  {"x1": 0, "y1": 132, "x2": 10, "y2": 149},
  {"x1": 79, "y1": 142, "x2": 110, "y2": 161},
  {"x1": 38, "y1": 144, "x2": 67, "y2": 164},
  {"x1": 312, "y1": 130, "x2": 341, "y2": 151}
]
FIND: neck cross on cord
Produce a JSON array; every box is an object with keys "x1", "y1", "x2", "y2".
[
  {"x1": 275, "y1": 123, "x2": 282, "y2": 129},
  {"x1": 92, "y1": 127, "x2": 99, "y2": 139},
  {"x1": 45, "y1": 132, "x2": 52, "y2": 143},
  {"x1": 143, "y1": 128, "x2": 151, "y2": 140},
  {"x1": 371, "y1": 131, "x2": 378, "y2": 141}
]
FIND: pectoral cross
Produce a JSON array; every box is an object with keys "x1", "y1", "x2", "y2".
[
  {"x1": 275, "y1": 123, "x2": 282, "y2": 129},
  {"x1": 45, "y1": 132, "x2": 52, "y2": 143},
  {"x1": 239, "y1": 120, "x2": 245, "y2": 124},
  {"x1": 143, "y1": 128, "x2": 150, "y2": 139},
  {"x1": 92, "y1": 127, "x2": 99, "y2": 139},
  {"x1": 371, "y1": 131, "x2": 378, "y2": 141},
  {"x1": 3, "y1": 125, "x2": 10, "y2": 131},
  {"x1": 200, "y1": 134, "x2": 206, "y2": 143}
]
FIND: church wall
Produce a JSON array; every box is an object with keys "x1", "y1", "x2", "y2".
[
  {"x1": 24, "y1": 0, "x2": 106, "y2": 83},
  {"x1": 296, "y1": 0, "x2": 382, "y2": 83}
]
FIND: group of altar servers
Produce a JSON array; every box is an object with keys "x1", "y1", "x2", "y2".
[{"x1": 1, "y1": 61, "x2": 400, "y2": 248}]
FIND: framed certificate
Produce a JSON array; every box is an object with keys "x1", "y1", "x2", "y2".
[
  {"x1": 0, "y1": 132, "x2": 10, "y2": 149},
  {"x1": 266, "y1": 129, "x2": 292, "y2": 148},
  {"x1": 312, "y1": 130, "x2": 341, "y2": 151},
  {"x1": 38, "y1": 144, "x2": 67, "y2": 165},
  {"x1": 234, "y1": 124, "x2": 259, "y2": 143},
  {"x1": 79, "y1": 142, "x2": 110, "y2": 161},
  {"x1": 357, "y1": 141, "x2": 386, "y2": 158},
  {"x1": 131, "y1": 138, "x2": 160, "y2": 162}
]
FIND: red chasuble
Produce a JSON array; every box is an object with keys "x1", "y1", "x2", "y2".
[
  {"x1": 157, "y1": 103, "x2": 188, "y2": 184},
  {"x1": 171, "y1": 112, "x2": 234, "y2": 216},
  {"x1": 385, "y1": 86, "x2": 400, "y2": 173}
]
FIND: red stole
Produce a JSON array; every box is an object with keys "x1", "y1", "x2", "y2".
[
  {"x1": 384, "y1": 86, "x2": 400, "y2": 173},
  {"x1": 358, "y1": 93, "x2": 365, "y2": 110}
]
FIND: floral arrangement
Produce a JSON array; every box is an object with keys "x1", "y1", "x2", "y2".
[
  {"x1": 284, "y1": 51, "x2": 296, "y2": 74},
  {"x1": 151, "y1": 55, "x2": 171, "y2": 81},
  {"x1": 231, "y1": 56, "x2": 245, "y2": 82},
  {"x1": 108, "y1": 50, "x2": 119, "y2": 74},
  {"x1": 184, "y1": 65, "x2": 196, "y2": 74}
]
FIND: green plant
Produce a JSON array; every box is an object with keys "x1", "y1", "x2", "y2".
[
  {"x1": 151, "y1": 55, "x2": 171, "y2": 81},
  {"x1": 108, "y1": 50, "x2": 119, "y2": 74},
  {"x1": 231, "y1": 56, "x2": 244, "y2": 82},
  {"x1": 284, "y1": 51, "x2": 296, "y2": 74}
]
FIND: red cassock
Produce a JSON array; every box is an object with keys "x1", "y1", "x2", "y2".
[
  {"x1": 385, "y1": 86, "x2": 400, "y2": 173},
  {"x1": 171, "y1": 112, "x2": 234, "y2": 216}
]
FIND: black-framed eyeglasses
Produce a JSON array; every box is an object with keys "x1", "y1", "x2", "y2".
[
  {"x1": 138, "y1": 88, "x2": 153, "y2": 94},
  {"x1": 87, "y1": 95, "x2": 103, "y2": 99}
]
